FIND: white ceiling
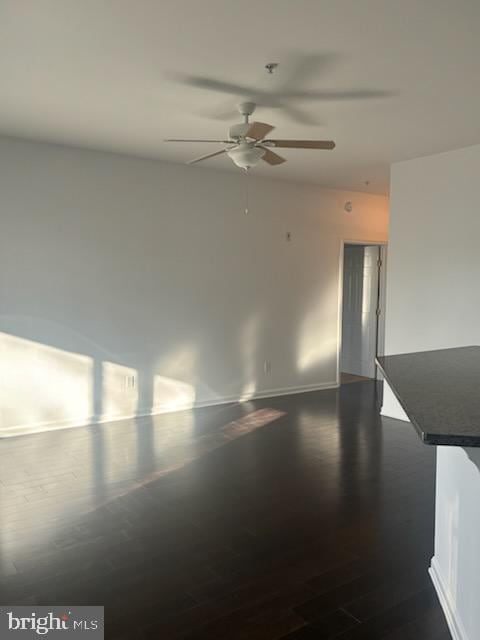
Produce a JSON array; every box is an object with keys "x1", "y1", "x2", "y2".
[{"x1": 1, "y1": 0, "x2": 480, "y2": 195}]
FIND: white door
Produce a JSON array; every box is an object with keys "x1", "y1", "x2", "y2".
[{"x1": 341, "y1": 245, "x2": 379, "y2": 378}]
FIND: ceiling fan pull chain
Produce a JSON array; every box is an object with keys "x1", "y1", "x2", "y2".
[{"x1": 244, "y1": 168, "x2": 249, "y2": 214}]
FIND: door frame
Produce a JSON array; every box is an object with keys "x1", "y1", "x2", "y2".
[{"x1": 337, "y1": 239, "x2": 388, "y2": 385}]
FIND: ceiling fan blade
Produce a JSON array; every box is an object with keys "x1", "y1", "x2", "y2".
[
  {"x1": 281, "y1": 104, "x2": 324, "y2": 126},
  {"x1": 187, "y1": 148, "x2": 229, "y2": 165},
  {"x1": 267, "y1": 140, "x2": 336, "y2": 150},
  {"x1": 279, "y1": 89, "x2": 394, "y2": 101},
  {"x1": 245, "y1": 122, "x2": 275, "y2": 141},
  {"x1": 276, "y1": 53, "x2": 341, "y2": 94},
  {"x1": 260, "y1": 148, "x2": 286, "y2": 166},
  {"x1": 165, "y1": 139, "x2": 232, "y2": 143},
  {"x1": 171, "y1": 74, "x2": 254, "y2": 97}
]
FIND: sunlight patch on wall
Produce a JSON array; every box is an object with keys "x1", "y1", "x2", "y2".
[
  {"x1": 297, "y1": 335, "x2": 338, "y2": 373},
  {"x1": 0, "y1": 332, "x2": 93, "y2": 436},
  {"x1": 296, "y1": 282, "x2": 339, "y2": 374},
  {"x1": 101, "y1": 361, "x2": 139, "y2": 422},
  {"x1": 152, "y1": 375, "x2": 196, "y2": 413},
  {"x1": 238, "y1": 312, "x2": 263, "y2": 401},
  {"x1": 155, "y1": 344, "x2": 197, "y2": 380},
  {"x1": 152, "y1": 344, "x2": 197, "y2": 413},
  {"x1": 239, "y1": 381, "x2": 256, "y2": 402}
]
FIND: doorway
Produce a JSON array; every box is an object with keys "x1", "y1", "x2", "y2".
[{"x1": 340, "y1": 243, "x2": 386, "y2": 384}]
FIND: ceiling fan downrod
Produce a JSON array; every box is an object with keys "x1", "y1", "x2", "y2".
[{"x1": 237, "y1": 101, "x2": 256, "y2": 123}]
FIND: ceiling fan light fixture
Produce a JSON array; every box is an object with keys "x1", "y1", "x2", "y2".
[{"x1": 227, "y1": 144, "x2": 265, "y2": 169}]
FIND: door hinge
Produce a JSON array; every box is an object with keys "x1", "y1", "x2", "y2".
[
  {"x1": 377, "y1": 259, "x2": 382, "y2": 268},
  {"x1": 376, "y1": 308, "x2": 381, "y2": 316}
]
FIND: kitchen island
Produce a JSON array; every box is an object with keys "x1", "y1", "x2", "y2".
[{"x1": 377, "y1": 346, "x2": 480, "y2": 640}]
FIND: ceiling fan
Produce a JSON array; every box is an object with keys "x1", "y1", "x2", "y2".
[{"x1": 165, "y1": 102, "x2": 335, "y2": 170}]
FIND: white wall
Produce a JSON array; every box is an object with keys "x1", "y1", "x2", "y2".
[
  {"x1": 382, "y1": 144, "x2": 480, "y2": 418},
  {"x1": 0, "y1": 135, "x2": 388, "y2": 436},
  {"x1": 381, "y1": 144, "x2": 480, "y2": 640},
  {"x1": 431, "y1": 446, "x2": 480, "y2": 640}
]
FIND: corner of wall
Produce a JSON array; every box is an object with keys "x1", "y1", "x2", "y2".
[{"x1": 380, "y1": 382, "x2": 410, "y2": 421}]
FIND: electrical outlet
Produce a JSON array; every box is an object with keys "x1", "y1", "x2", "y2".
[
  {"x1": 125, "y1": 375, "x2": 136, "y2": 389},
  {"x1": 264, "y1": 360, "x2": 272, "y2": 374}
]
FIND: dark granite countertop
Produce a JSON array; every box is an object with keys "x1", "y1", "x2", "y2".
[{"x1": 376, "y1": 346, "x2": 480, "y2": 447}]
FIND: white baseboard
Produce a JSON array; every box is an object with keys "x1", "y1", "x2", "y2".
[
  {"x1": 0, "y1": 380, "x2": 338, "y2": 438},
  {"x1": 0, "y1": 416, "x2": 93, "y2": 438},
  {"x1": 189, "y1": 380, "x2": 339, "y2": 408},
  {"x1": 429, "y1": 556, "x2": 468, "y2": 640}
]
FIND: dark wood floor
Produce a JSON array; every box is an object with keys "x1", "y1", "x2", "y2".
[{"x1": 0, "y1": 381, "x2": 450, "y2": 639}]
